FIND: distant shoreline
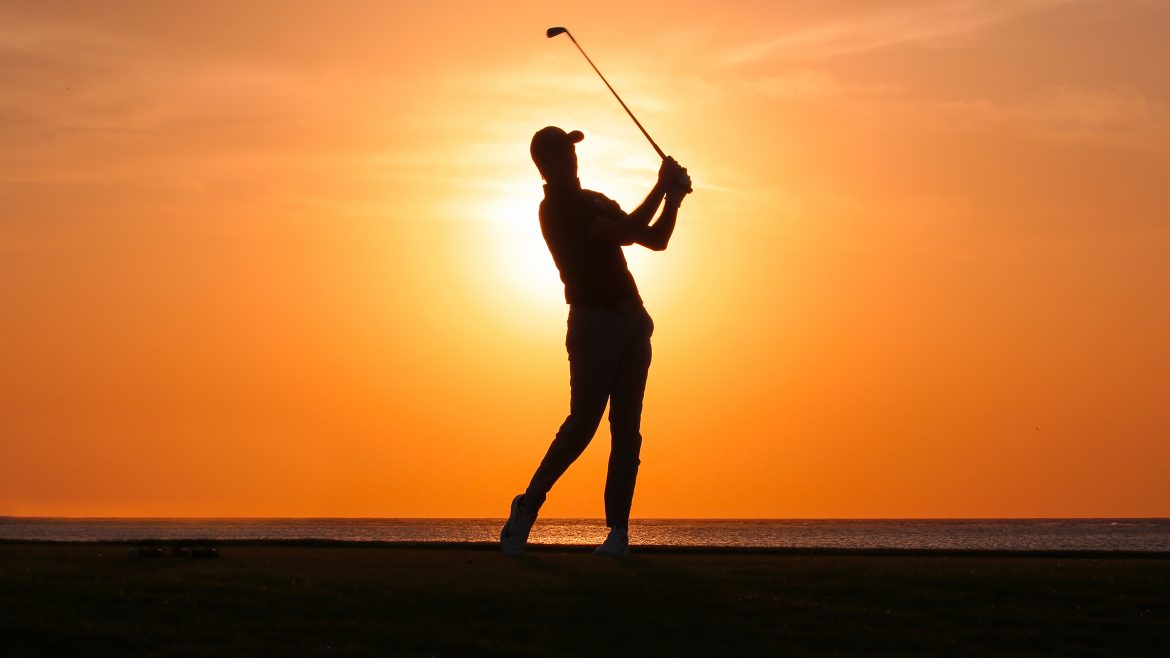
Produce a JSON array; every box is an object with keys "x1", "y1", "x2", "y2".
[
  {"x1": 7, "y1": 518, "x2": 1168, "y2": 552},
  {"x1": 5, "y1": 515, "x2": 1169, "y2": 520},
  {"x1": 2, "y1": 538, "x2": 1168, "y2": 558}
]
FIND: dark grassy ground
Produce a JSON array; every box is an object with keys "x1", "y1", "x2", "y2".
[{"x1": 2, "y1": 543, "x2": 1168, "y2": 657}]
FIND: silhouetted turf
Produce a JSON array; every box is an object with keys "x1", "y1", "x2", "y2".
[{"x1": 2, "y1": 543, "x2": 1167, "y2": 657}]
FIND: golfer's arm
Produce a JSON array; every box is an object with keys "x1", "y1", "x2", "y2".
[
  {"x1": 633, "y1": 200, "x2": 680, "y2": 251},
  {"x1": 627, "y1": 182, "x2": 668, "y2": 227},
  {"x1": 586, "y1": 185, "x2": 675, "y2": 247},
  {"x1": 588, "y1": 215, "x2": 642, "y2": 246}
]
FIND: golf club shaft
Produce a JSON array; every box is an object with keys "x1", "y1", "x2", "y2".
[{"x1": 563, "y1": 32, "x2": 667, "y2": 161}]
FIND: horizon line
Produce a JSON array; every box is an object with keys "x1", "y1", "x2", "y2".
[{"x1": 3, "y1": 515, "x2": 1168, "y2": 522}]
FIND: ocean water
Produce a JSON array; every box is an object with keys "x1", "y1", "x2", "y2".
[{"x1": 2, "y1": 517, "x2": 1168, "y2": 551}]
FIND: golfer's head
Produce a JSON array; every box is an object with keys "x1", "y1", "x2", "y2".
[{"x1": 531, "y1": 126, "x2": 583, "y2": 182}]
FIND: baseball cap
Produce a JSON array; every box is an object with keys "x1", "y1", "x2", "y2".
[{"x1": 530, "y1": 126, "x2": 584, "y2": 168}]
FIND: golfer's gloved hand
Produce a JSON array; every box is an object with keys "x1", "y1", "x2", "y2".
[{"x1": 660, "y1": 157, "x2": 691, "y2": 203}]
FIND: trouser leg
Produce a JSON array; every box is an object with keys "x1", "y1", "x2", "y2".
[
  {"x1": 525, "y1": 309, "x2": 616, "y2": 514},
  {"x1": 604, "y1": 310, "x2": 653, "y2": 528},
  {"x1": 524, "y1": 403, "x2": 605, "y2": 513}
]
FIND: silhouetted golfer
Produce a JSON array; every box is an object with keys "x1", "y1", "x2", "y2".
[{"x1": 501, "y1": 126, "x2": 691, "y2": 555}]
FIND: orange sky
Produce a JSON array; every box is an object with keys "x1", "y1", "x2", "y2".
[{"x1": 2, "y1": 0, "x2": 1168, "y2": 518}]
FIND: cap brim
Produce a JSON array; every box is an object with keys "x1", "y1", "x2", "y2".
[{"x1": 566, "y1": 130, "x2": 584, "y2": 143}]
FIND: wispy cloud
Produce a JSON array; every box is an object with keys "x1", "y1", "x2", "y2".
[
  {"x1": 847, "y1": 85, "x2": 1170, "y2": 152},
  {"x1": 743, "y1": 69, "x2": 901, "y2": 101},
  {"x1": 0, "y1": 11, "x2": 378, "y2": 191},
  {"x1": 723, "y1": 0, "x2": 1079, "y2": 64},
  {"x1": 1005, "y1": 85, "x2": 1170, "y2": 150}
]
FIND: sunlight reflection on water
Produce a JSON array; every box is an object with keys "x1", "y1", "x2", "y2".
[{"x1": 2, "y1": 518, "x2": 1168, "y2": 551}]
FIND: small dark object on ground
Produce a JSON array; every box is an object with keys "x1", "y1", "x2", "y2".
[
  {"x1": 128, "y1": 545, "x2": 219, "y2": 558},
  {"x1": 167, "y1": 546, "x2": 219, "y2": 558}
]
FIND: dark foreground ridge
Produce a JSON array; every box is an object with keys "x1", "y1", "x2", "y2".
[
  {"x1": 4, "y1": 542, "x2": 1168, "y2": 657},
  {"x1": 3, "y1": 537, "x2": 1170, "y2": 559}
]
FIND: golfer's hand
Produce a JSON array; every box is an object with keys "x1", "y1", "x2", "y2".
[
  {"x1": 665, "y1": 161, "x2": 691, "y2": 205},
  {"x1": 658, "y1": 157, "x2": 684, "y2": 187}
]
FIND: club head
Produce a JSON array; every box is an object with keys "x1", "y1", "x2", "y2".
[{"x1": 546, "y1": 26, "x2": 568, "y2": 38}]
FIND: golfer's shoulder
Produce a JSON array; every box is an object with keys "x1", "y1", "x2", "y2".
[
  {"x1": 581, "y1": 190, "x2": 625, "y2": 219},
  {"x1": 542, "y1": 189, "x2": 621, "y2": 227},
  {"x1": 538, "y1": 195, "x2": 577, "y2": 234},
  {"x1": 543, "y1": 189, "x2": 600, "y2": 216},
  {"x1": 580, "y1": 188, "x2": 615, "y2": 205}
]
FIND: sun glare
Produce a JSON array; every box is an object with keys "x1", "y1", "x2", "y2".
[{"x1": 479, "y1": 179, "x2": 563, "y2": 308}]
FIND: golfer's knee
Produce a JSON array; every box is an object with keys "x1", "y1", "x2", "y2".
[
  {"x1": 611, "y1": 429, "x2": 642, "y2": 456},
  {"x1": 558, "y1": 411, "x2": 603, "y2": 441},
  {"x1": 608, "y1": 411, "x2": 643, "y2": 438},
  {"x1": 608, "y1": 405, "x2": 643, "y2": 429}
]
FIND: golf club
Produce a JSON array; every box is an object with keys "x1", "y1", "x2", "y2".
[{"x1": 547, "y1": 26, "x2": 690, "y2": 191}]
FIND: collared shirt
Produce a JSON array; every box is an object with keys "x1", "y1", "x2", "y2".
[{"x1": 539, "y1": 178, "x2": 641, "y2": 308}]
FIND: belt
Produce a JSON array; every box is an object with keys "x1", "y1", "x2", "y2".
[{"x1": 570, "y1": 298, "x2": 644, "y2": 312}]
